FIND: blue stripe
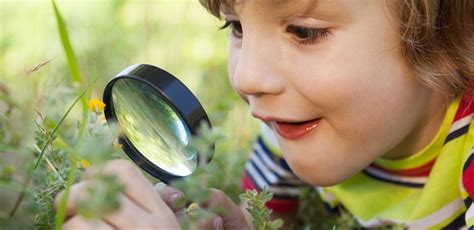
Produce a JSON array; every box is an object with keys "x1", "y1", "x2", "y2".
[
  {"x1": 246, "y1": 168, "x2": 263, "y2": 190},
  {"x1": 442, "y1": 212, "x2": 465, "y2": 229},
  {"x1": 463, "y1": 151, "x2": 474, "y2": 172},
  {"x1": 249, "y1": 150, "x2": 306, "y2": 186},
  {"x1": 445, "y1": 124, "x2": 470, "y2": 144},
  {"x1": 275, "y1": 180, "x2": 306, "y2": 187},
  {"x1": 245, "y1": 169, "x2": 302, "y2": 199},
  {"x1": 248, "y1": 159, "x2": 272, "y2": 185},
  {"x1": 322, "y1": 202, "x2": 340, "y2": 215},
  {"x1": 362, "y1": 170, "x2": 425, "y2": 188},
  {"x1": 465, "y1": 197, "x2": 472, "y2": 208},
  {"x1": 257, "y1": 137, "x2": 293, "y2": 171},
  {"x1": 253, "y1": 148, "x2": 283, "y2": 179}
]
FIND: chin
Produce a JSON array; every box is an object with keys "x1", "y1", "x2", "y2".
[
  {"x1": 298, "y1": 171, "x2": 350, "y2": 187},
  {"x1": 286, "y1": 158, "x2": 358, "y2": 187}
]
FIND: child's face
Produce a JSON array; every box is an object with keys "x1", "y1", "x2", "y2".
[{"x1": 224, "y1": 0, "x2": 446, "y2": 185}]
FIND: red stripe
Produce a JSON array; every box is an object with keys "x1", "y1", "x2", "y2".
[
  {"x1": 369, "y1": 158, "x2": 436, "y2": 177},
  {"x1": 241, "y1": 172, "x2": 298, "y2": 212},
  {"x1": 463, "y1": 161, "x2": 474, "y2": 199},
  {"x1": 454, "y1": 81, "x2": 474, "y2": 122},
  {"x1": 241, "y1": 171, "x2": 258, "y2": 191},
  {"x1": 265, "y1": 197, "x2": 299, "y2": 213}
]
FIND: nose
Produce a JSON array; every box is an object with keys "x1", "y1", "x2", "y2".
[{"x1": 231, "y1": 36, "x2": 285, "y2": 97}]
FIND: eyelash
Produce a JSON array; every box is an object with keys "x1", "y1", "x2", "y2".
[
  {"x1": 286, "y1": 25, "x2": 330, "y2": 46},
  {"x1": 220, "y1": 20, "x2": 243, "y2": 38},
  {"x1": 220, "y1": 20, "x2": 330, "y2": 46}
]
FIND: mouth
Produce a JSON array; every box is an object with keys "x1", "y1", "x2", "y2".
[{"x1": 273, "y1": 118, "x2": 321, "y2": 140}]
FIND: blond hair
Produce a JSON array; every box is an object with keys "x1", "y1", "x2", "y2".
[{"x1": 200, "y1": 0, "x2": 473, "y2": 99}]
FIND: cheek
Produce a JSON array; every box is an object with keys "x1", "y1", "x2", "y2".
[
  {"x1": 227, "y1": 46, "x2": 249, "y2": 103},
  {"x1": 282, "y1": 37, "x2": 425, "y2": 180},
  {"x1": 297, "y1": 26, "x2": 421, "y2": 140}
]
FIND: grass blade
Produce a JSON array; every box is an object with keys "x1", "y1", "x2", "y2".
[
  {"x1": 51, "y1": 0, "x2": 89, "y2": 136},
  {"x1": 51, "y1": 0, "x2": 84, "y2": 85}
]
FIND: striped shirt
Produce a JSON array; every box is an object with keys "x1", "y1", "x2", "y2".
[{"x1": 241, "y1": 90, "x2": 474, "y2": 229}]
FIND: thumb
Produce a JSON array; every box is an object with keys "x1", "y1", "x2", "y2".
[
  {"x1": 197, "y1": 214, "x2": 224, "y2": 230},
  {"x1": 154, "y1": 183, "x2": 187, "y2": 211},
  {"x1": 201, "y1": 189, "x2": 252, "y2": 230}
]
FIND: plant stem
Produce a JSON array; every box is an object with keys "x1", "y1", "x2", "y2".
[
  {"x1": 34, "y1": 145, "x2": 64, "y2": 183},
  {"x1": 8, "y1": 175, "x2": 31, "y2": 219},
  {"x1": 54, "y1": 153, "x2": 78, "y2": 230},
  {"x1": 9, "y1": 78, "x2": 99, "y2": 219},
  {"x1": 34, "y1": 77, "x2": 99, "y2": 170}
]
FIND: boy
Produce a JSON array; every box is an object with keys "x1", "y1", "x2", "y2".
[{"x1": 59, "y1": 0, "x2": 473, "y2": 229}]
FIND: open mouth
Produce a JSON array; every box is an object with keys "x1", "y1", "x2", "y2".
[{"x1": 274, "y1": 118, "x2": 321, "y2": 140}]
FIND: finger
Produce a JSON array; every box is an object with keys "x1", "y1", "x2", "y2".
[
  {"x1": 82, "y1": 159, "x2": 171, "y2": 214},
  {"x1": 105, "y1": 194, "x2": 180, "y2": 229},
  {"x1": 63, "y1": 216, "x2": 113, "y2": 230},
  {"x1": 59, "y1": 182, "x2": 153, "y2": 229},
  {"x1": 154, "y1": 183, "x2": 186, "y2": 211},
  {"x1": 58, "y1": 180, "x2": 179, "y2": 229},
  {"x1": 103, "y1": 193, "x2": 156, "y2": 228},
  {"x1": 54, "y1": 181, "x2": 89, "y2": 217},
  {"x1": 198, "y1": 214, "x2": 224, "y2": 230},
  {"x1": 201, "y1": 189, "x2": 251, "y2": 230},
  {"x1": 55, "y1": 180, "x2": 151, "y2": 225}
]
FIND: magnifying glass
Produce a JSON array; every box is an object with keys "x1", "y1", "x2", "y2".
[{"x1": 103, "y1": 64, "x2": 213, "y2": 183}]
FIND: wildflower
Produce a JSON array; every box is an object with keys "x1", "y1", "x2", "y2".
[
  {"x1": 80, "y1": 159, "x2": 91, "y2": 168},
  {"x1": 113, "y1": 139, "x2": 123, "y2": 149},
  {"x1": 186, "y1": 202, "x2": 200, "y2": 216},
  {"x1": 88, "y1": 98, "x2": 106, "y2": 114}
]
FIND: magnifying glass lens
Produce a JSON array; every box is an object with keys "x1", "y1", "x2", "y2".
[{"x1": 112, "y1": 78, "x2": 197, "y2": 177}]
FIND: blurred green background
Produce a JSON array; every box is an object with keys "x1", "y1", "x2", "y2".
[{"x1": 0, "y1": 0, "x2": 262, "y2": 227}]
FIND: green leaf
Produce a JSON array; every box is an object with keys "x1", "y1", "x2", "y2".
[
  {"x1": 268, "y1": 219, "x2": 284, "y2": 229},
  {"x1": 76, "y1": 175, "x2": 124, "y2": 219}
]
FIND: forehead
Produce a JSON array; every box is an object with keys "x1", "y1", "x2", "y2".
[{"x1": 222, "y1": 0, "x2": 359, "y2": 19}]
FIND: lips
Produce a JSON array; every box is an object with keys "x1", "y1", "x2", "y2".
[{"x1": 273, "y1": 118, "x2": 321, "y2": 140}]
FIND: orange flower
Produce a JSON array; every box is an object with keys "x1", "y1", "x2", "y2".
[
  {"x1": 113, "y1": 140, "x2": 123, "y2": 149},
  {"x1": 88, "y1": 98, "x2": 106, "y2": 114}
]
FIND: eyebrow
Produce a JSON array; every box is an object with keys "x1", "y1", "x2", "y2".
[{"x1": 222, "y1": 0, "x2": 318, "y2": 16}]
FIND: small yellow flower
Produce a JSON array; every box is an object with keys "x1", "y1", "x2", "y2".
[
  {"x1": 80, "y1": 159, "x2": 91, "y2": 168},
  {"x1": 88, "y1": 98, "x2": 106, "y2": 114},
  {"x1": 113, "y1": 139, "x2": 123, "y2": 149},
  {"x1": 187, "y1": 202, "x2": 200, "y2": 216}
]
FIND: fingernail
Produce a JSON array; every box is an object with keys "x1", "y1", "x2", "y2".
[
  {"x1": 170, "y1": 193, "x2": 187, "y2": 209},
  {"x1": 213, "y1": 216, "x2": 223, "y2": 230},
  {"x1": 169, "y1": 193, "x2": 180, "y2": 204}
]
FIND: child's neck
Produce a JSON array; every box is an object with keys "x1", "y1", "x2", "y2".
[{"x1": 383, "y1": 91, "x2": 449, "y2": 159}]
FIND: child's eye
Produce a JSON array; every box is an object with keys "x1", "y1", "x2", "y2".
[
  {"x1": 220, "y1": 20, "x2": 243, "y2": 39},
  {"x1": 286, "y1": 25, "x2": 330, "y2": 45}
]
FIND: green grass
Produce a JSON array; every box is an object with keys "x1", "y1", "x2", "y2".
[{"x1": 0, "y1": 1, "x2": 354, "y2": 229}]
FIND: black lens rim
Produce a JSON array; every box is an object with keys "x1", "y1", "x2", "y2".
[{"x1": 103, "y1": 64, "x2": 213, "y2": 183}]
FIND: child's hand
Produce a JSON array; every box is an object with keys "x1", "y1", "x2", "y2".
[
  {"x1": 55, "y1": 159, "x2": 180, "y2": 229},
  {"x1": 55, "y1": 159, "x2": 251, "y2": 229},
  {"x1": 155, "y1": 183, "x2": 252, "y2": 230}
]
